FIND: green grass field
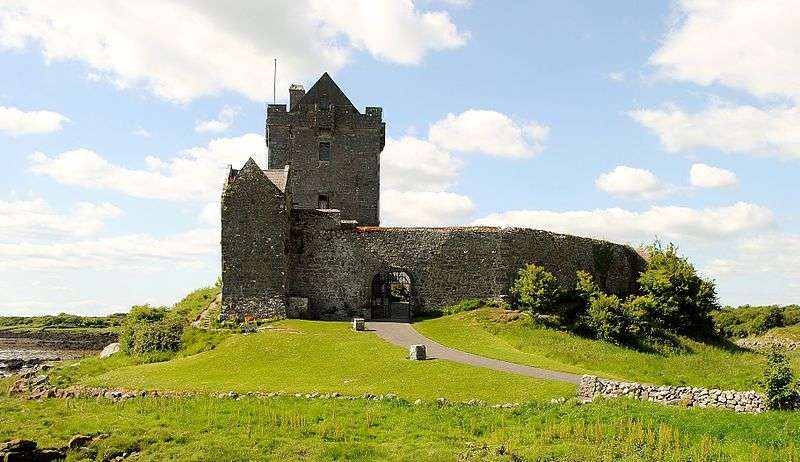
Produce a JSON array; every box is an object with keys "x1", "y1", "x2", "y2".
[
  {"x1": 68, "y1": 320, "x2": 573, "y2": 403},
  {"x1": 1, "y1": 395, "x2": 799, "y2": 461},
  {"x1": 414, "y1": 309, "x2": 800, "y2": 390}
]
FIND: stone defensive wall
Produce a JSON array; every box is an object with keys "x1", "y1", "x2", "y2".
[
  {"x1": 288, "y1": 210, "x2": 646, "y2": 319},
  {"x1": 578, "y1": 375, "x2": 766, "y2": 413}
]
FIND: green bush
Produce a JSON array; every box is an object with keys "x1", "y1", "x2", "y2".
[
  {"x1": 713, "y1": 305, "x2": 799, "y2": 338},
  {"x1": 574, "y1": 270, "x2": 600, "y2": 304},
  {"x1": 583, "y1": 293, "x2": 645, "y2": 345},
  {"x1": 511, "y1": 264, "x2": 561, "y2": 314},
  {"x1": 120, "y1": 305, "x2": 185, "y2": 357},
  {"x1": 763, "y1": 348, "x2": 796, "y2": 410},
  {"x1": 638, "y1": 242, "x2": 719, "y2": 336}
]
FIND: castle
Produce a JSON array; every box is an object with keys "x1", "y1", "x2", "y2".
[{"x1": 220, "y1": 73, "x2": 644, "y2": 321}]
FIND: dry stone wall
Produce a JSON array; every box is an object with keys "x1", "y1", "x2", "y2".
[
  {"x1": 288, "y1": 210, "x2": 646, "y2": 319},
  {"x1": 221, "y1": 159, "x2": 289, "y2": 320},
  {"x1": 578, "y1": 375, "x2": 766, "y2": 413}
]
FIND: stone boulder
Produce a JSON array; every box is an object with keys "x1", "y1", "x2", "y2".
[{"x1": 100, "y1": 343, "x2": 120, "y2": 358}]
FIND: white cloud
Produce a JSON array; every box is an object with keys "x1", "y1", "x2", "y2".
[
  {"x1": 607, "y1": 72, "x2": 625, "y2": 82},
  {"x1": 381, "y1": 190, "x2": 475, "y2": 227},
  {"x1": 699, "y1": 232, "x2": 800, "y2": 304},
  {"x1": 195, "y1": 105, "x2": 239, "y2": 133},
  {"x1": 630, "y1": 101, "x2": 800, "y2": 159},
  {"x1": 381, "y1": 136, "x2": 461, "y2": 192},
  {"x1": 308, "y1": 0, "x2": 468, "y2": 65},
  {"x1": 595, "y1": 165, "x2": 668, "y2": 199},
  {"x1": 132, "y1": 127, "x2": 151, "y2": 138},
  {"x1": 689, "y1": 163, "x2": 737, "y2": 188},
  {"x1": 0, "y1": 227, "x2": 217, "y2": 271},
  {"x1": 428, "y1": 110, "x2": 549, "y2": 158},
  {"x1": 0, "y1": 198, "x2": 122, "y2": 240},
  {"x1": 472, "y1": 202, "x2": 774, "y2": 243},
  {"x1": 0, "y1": 106, "x2": 68, "y2": 135},
  {"x1": 29, "y1": 133, "x2": 265, "y2": 201},
  {"x1": 0, "y1": 0, "x2": 466, "y2": 103},
  {"x1": 650, "y1": 0, "x2": 800, "y2": 103}
]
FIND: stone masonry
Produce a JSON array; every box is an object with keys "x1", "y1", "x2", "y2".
[
  {"x1": 220, "y1": 73, "x2": 646, "y2": 321},
  {"x1": 578, "y1": 375, "x2": 766, "y2": 413}
]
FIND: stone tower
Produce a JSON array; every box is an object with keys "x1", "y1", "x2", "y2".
[{"x1": 266, "y1": 73, "x2": 385, "y2": 226}]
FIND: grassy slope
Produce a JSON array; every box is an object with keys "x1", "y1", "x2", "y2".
[
  {"x1": 173, "y1": 286, "x2": 220, "y2": 322},
  {"x1": 414, "y1": 309, "x2": 800, "y2": 390},
  {"x1": 80, "y1": 320, "x2": 574, "y2": 403},
  {"x1": 1, "y1": 396, "x2": 799, "y2": 461}
]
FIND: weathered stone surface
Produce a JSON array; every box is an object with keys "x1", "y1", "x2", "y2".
[
  {"x1": 409, "y1": 344, "x2": 427, "y2": 360},
  {"x1": 99, "y1": 343, "x2": 120, "y2": 359},
  {"x1": 352, "y1": 318, "x2": 365, "y2": 331},
  {"x1": 0, "y1": 440, "x2": 36, "y2": 452},
  {"x1": 578, "y1": 375, "x2": 766, "y2": 413},
  {"x1": 220, "y1": 73, "x2": 646, "y2": 321}
]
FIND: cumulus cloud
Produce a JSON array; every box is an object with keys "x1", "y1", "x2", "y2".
[
  {"x1": 607, "y1": 72, "x2": 625, "y2": 82},
  {"x1": 595, "y1": 165, "x2": 668, "y2": 199},
  {"x1": 472, "y1": 202, "x2": 774, "y2": 243},
  {"x1": 630, "y1": 101, "x2": 800, "y2": 159},
  {"x1": 689, "y1": 163, "x2": 737, "y2": 188},
  {"x1": 0, "y1": 106, "x2": 68, "y2": 136},
  {"x1": 0, "y1": 198, "x2": 121, "y2": 240},
  {"x1": 28, "y1": 134, "x2": 265, "y2": 201},
  {"x1": 0, "y1": 0, "x2": 467, "y2": 103},
  {"x1": 0, "y1": 227, "x2": 217, "y2": 270},
  {"x1": 381, "y1": 136, "x2": 461, "y2": 192},
  {"x1": 650, "y1": 0, "x2": 800, "y2": 103},
  {"x1": 195, "y1": 105, "x2": 239, "y2": 133},
  {"x1": 428, "y1": 110, "x2": 549, "y2": 158},
  {"x1": 308, "y1": 0, "x2": 468, "y2": 65},
  {"x1": 381, "y1": 190, "x2": 475, "y2": 227}
]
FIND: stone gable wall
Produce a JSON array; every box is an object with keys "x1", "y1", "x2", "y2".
[
  {"x1": 287, "y1": 211, "x2": 645, "y2": 319},
  {"x1": 578, "y1": 375, "x2": 766, "y2": 413},
  {"x1": 221, "y1": 165, "x2": 289, "y2": 320}
]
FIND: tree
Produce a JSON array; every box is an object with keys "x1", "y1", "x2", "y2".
[
  {"x1": 511, "y1": 264, "x2": 561, "y2": 314},
  {"x1": 637, "y1": 242, "x2": 719, "y2": 336},
  {"x1": 584, "y1": 293, "x2": 645, "y2": 345},
  {"x1": 764, "y1": 348, "x2": 796, "y2": 410}
]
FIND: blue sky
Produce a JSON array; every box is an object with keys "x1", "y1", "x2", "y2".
[{"x1": 1, "y1": 0, "x2": 799, "y2": 315}]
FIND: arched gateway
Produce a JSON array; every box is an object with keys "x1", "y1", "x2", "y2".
[{"x1": 371, "y1": 271, "x2": 412, "y2": 321}]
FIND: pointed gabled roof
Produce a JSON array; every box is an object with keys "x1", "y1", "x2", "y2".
[
  {"x1": 228, "y1": 159, "x2": 289, "y2": 193},
  {"x1": 297, "y1": 72, "x2": 356, "y2": 111}
]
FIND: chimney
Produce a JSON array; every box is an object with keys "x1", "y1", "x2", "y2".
[{"x1": 289, "y1": 84, "x2": 305, "y2": 111}]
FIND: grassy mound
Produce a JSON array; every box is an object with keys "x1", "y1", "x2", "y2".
[
  {"x1": 414, "y1": 308, "x2": 800, "y2": 390},
  {"x1": 70, "y1": 320, "x2": 573, "y2": 403},
  {"x1": 1, "y1": 395, "x2": 798, "y2": 461}
]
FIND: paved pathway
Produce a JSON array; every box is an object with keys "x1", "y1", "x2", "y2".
[{"x1": 367, "y1": 321, "x2": 582, "y2": 385}]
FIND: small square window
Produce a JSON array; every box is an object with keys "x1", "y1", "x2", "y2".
[
  {"x1": 318, "y1": 194, "x2": 329, "y2": 209},
  {"x1": 318, "y1": 142, "x2": 331, "y2": 161}
]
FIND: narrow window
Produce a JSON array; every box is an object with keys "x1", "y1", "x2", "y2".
[
  {"x1": 318, "y1": 142, "x2": 331, "y2": 161},
  {"x1": 318, "y1": 194, "x2": 329, "y2": 209}
]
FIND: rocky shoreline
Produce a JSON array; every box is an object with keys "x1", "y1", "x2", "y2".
[{"x1": 0, "y1": 330, "x2": 117, "y2": 377}]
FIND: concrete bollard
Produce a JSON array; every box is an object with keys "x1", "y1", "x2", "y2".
[
  {"x1": 409, "y1": 344, "x2": 427, "y2": 360},
  {"x1": 352, "y1": 318, "x2": 365, "y2": 331}
]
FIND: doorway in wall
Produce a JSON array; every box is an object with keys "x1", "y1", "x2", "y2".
[{"x1": 371, "y1": 271, "x2": 412, "y2": 321}]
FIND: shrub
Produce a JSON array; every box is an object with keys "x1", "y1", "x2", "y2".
[
  {"x1": 763, "y1": 348, "x2": 796, "y2": 410},
  {"x1": 638, "y1": 242, "x2": 719, "y2": 336},
  {"x1": 574, "y1": 270, "x2": 600, "y2": 304},
  {"x1": 511, "y1": 264, "x2": 561, "y2": 314},
  {"x1": 120, "y1": 305, "x2": 185, "y2": 357},
  {"x1": 583, "y1": 293, "x2": 645, "y2": 345}
]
